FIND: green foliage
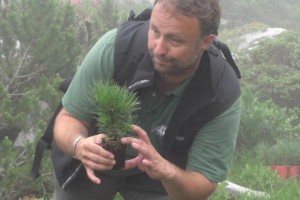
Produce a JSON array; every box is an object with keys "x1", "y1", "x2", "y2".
[
  {"x1": 249, "y1": 31, "x2": 300, "y2": 70},
  {"x1": 0, "y1": 0, "x2": 80, "y2": 78},
  {"x1": 230, "y1": 150, "x2": 284, "y2": 191},
  {"x1": 218, "y1": 11, "x2": 300, "y2": 199},
  {"x1": 73, "y1": 0, "x2": 151, "y2": 55},
  {"x1": 0, "y1": 0, "x2": 80, "y2": 132},
  {"x1": 238, "y1": 87, "x2": 300, "y2": 149},
  {"x1": 0, "y1": 1, "x2": 77, "y2": 199},
  {"x1": 91, "y1": 81, "x2": 140, "y2": 141},
  {"x1": 74, "y1": 0, "x2": 127, "y2": 54},
  {"x1": 0, "y1": 135, "x2": 53, "y2": 200},
  {"x1": 257, "y1": 139, "x2": 300, "y2": 165},
  {"x1": 239, "y1": 31, "x2": 300, "y2": 108},
  {"x1": 0, "y1": 85, "x2": 13, "y2": 129},
  {"x1": 210, "y1": 182, "x2": 231, "y2": 200},
  {"x1": 113, "y1": 193, "x2": 124, "y2": 200},
  {"x1": 88, "y1": 0, "x2": 125, "y2": 42}
]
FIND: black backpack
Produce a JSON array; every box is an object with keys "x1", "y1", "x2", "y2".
[{"x1": 31, "y1": 9, "x2": 240, "y2": 180}]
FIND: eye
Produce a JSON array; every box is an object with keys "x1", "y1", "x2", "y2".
[
  {"x1": 152, "y1": 28, "x2": 160, "y2": 37},
  {"x1": 171, "y1": 37, "x2": 182, "y2": 43},
  {"x1": 150, "y1": 24, "x2": 160, "y2": 38},
  {"x1": 169, "y1": 37, "x2": 184, "y2": 47}
]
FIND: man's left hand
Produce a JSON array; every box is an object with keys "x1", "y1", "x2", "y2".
[{"x1": 121, "y1": 125, "x2": 175, "y2": 180}]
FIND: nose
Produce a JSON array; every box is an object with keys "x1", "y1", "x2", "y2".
[{"x1": 153, "y1": 38, "x2": 168, "y2": 56}]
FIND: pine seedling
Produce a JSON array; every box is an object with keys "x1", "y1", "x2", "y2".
[{"x1": 91, "y1": 81, "x2": 140, "y2": 142}]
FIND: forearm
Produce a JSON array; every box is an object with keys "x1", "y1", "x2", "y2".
[
  {"x1": 162, "y1": 162, "x2": 217, "y2": 200},
  {"x1": 53, "y1": 108, "x2": 89, "y2": 156}
]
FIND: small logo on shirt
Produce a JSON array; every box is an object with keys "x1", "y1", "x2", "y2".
[{"x1": 151, "y1": 125, "x2": 167, "y2": 137}]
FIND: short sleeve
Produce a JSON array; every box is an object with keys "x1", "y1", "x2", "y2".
[
  {"x1": 62, "y1": 29, "x2": 117, "y2": 122},
  {"x1": 186, "y1": 98, "x2": 241, "y2": 183}
]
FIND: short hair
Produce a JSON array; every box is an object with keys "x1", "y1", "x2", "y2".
[{"x1": 154, "y1": 0, "x2": 221, "y2": 36}]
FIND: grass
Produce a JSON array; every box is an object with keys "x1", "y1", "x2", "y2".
[
  {"x1": 113, "y1": 193, "x2": 124, "y2": 200},
  {"x1": 211, "y1": 150, "x2": 300, "y2": 199}
]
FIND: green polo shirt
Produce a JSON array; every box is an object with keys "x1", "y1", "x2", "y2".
[{"x1": 62, "y1": 29, "x2": 241, "y2": 183}]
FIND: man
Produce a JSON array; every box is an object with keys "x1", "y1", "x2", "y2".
[{"x1": 53, "y1": 0, "x2": 241, "y2": 199}]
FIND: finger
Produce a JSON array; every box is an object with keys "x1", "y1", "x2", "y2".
[
  {"x1": 83, "y1": 141, "x2": 114, "y2": 160},
  {"x1": 94, "y1": 143, "x2": 115, "y2": 159},
  {"x1": 142, "y1": 158, "x2": 152, "y2": 168},
  {"x1": 123, "y1": 157, "x2": 139, "y2": 170},
  {"x1": 132, "y1": 125, "x2": 151, "y2": 144},
  {"x1": 124, "y1": 155, "x2": 147, "y2": 171},
  {"x1": 131, "y1": 141, "x2": 151, "y2": 156},
  {"x1": 121, "y1": 136, "x2": 140, "y2": 145},
  {"x1": 93, "y1": 133, "x2": 107, "y2": 145},
  {"x1": 86, "y1": 168, "x2": 101, "y2": 184},
  {"x1": 80, "y1": 143, "x2": 116, "y2": 170},
  {"x1": 121, "y1": 138, "x2": 152, "y2": 160},
  {"x1": 83, "y1": 153, "x2": 116, "y2": 168}
]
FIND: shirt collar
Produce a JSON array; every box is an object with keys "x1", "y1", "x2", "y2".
[{"x1": 165, "y1": 76, "x2": 192, "y2": 97}]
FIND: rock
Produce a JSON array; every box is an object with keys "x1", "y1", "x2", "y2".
[
  {"x1": 238, "y1": 28, "x2": 286, "y2": 50},
  {"x1": 223, "y1": 181, "x2": 270, "y2": 199},
  {"x1": 13, "y1": 128, "x2": 35, "y2": 147}
]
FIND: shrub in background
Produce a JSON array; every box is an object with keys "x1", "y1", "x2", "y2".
[
  {"x1": 257, "y1": 139, "x2": 300, "y2": 166},
  {"x1": 0, "y1": 132, "x2": 53, "y2": 199},
  {"x1": 239, "y1": 31, "x2": 300, "y2": 108},
  {"x1": 238, "y1": 87, "x2": 300, "y2": 150}
]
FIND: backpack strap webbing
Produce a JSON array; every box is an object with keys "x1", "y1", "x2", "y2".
[
  {"x1": 214, "y1": 40, "x2": 241, "y2": 79},
  {"x1": 31, "y1": 102, "x2": 63, "y2": 179},
  {"x1": 31, "y1": 78, "x2": 73, "y2": 180}
]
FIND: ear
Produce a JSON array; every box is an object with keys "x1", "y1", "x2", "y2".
[{"x1": 199, "y1": 34, "x2": 215, "y2": 50}]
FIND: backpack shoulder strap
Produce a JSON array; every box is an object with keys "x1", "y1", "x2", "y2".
[
  {"x1": 113, "y1": 9, "x2": 151, "y2": 86},
  {"x1": 113, "y1": 20, "x2": 149, "y2": 86},
  {"x1": 30, "y1": 102, "x2": 62, "y2": 179},
  {"x1": 31, "y1": 78, "x2": 72, "y2": 179},
  {"x1": 213, "y1": 39, "x2": 241, "y2": 79}
]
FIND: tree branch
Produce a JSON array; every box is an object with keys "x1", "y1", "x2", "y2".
[{"x1": 5, "y1": 41, "x2": 33, "y2": 91}]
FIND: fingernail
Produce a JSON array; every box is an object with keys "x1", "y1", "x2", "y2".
[
  {"x1": 132, "y1": 142, "x2": 138, "y2": 148},
  {"x1": 110, "y1": 154, "x2": 115, "y2": 159}
]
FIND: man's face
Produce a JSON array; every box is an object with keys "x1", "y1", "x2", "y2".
[{"x1": 148, "y1": 3, "x2": 208, "y2": 77}]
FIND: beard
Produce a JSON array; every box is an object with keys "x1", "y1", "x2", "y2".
[{"x1": 149, "y1": 49, "x2": 202, "y2": 76}]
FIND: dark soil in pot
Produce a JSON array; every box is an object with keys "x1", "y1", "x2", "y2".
[{"x1": 102, "y1": 139, "x2": 126, "y2": 169}]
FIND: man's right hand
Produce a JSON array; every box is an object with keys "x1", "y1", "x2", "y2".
[{"x1": 76, "y1": 134, "x2": 116, "y2": 184}]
